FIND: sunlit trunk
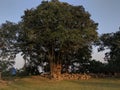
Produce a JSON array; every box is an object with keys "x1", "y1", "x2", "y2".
[{"x1": 48, "y1": 51, "x2": 62, "y2": 80}]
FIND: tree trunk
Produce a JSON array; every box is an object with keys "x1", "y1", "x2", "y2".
[
  {"x1": 50, "y1": 62, "x2": 62, "y2": 80},
  {"x1": 48, "y1": 45, "x2": 62, "y2": 80},
  {"x1": 49, "y1": 53, "x2": 62, "y2": 80}
]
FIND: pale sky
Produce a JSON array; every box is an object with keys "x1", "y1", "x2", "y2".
[
  {"x1": 0, "y1": 0, "x2": 120, "y2": 34},
  {"x1": 0, "y1": 0, "x2": 120, "y2": 68}
]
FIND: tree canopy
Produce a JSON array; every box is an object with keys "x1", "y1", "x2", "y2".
[{"x1": 18, "y1": 0, "x2": 98, "y2": 78}]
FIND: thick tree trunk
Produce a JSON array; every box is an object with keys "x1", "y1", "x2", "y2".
[
  {"x1": 48, "y1": 45, "x2": 62, "y2": 80},
  {"x1": 49, "y1": 54, "x2": 62, "y2": 80},
  {"x1": 50, "y1": 62, "x2": 62, "y2": 80}
]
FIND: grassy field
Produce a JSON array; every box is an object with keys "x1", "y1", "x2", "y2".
[{"x1": 0, "y1": 76, "x2": 120, "y2": 90}]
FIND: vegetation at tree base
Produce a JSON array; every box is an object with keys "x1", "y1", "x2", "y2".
[{"x1": 88, "y1": 60, "x2": 105, "y2": 74}]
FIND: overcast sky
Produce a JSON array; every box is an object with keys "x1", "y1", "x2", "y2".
[{"x1": 0, "y1": 0, "x2": 120, "y2": 68}]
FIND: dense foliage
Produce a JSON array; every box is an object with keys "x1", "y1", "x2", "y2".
[
  {"x1": 0, "y1": 0, "x2": 105, "y2": 78},
  {"x1": 99, "y1": 30, "x2": 120, "y2": 73},
  {"x1": 0, "y1": 21, "x2": 20, "y2": 71},
  {"x1": 18, "y1": 0, "x2": 98, "y2": 77}
]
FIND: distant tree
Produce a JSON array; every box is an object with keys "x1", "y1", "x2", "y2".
[
  {"x1": 19, "y1": 0, "x2": 98, "y2": 78},
  {"x1": 99, "y1": 30, "x2": 120, "y2": 73},
  {"x1": 0, "y1": 21, "x2": 19, "y2": 78}
]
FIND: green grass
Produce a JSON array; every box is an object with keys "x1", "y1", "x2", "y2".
[{"x1": 0, "y1": 76, "x2": 120, "y2": 90}]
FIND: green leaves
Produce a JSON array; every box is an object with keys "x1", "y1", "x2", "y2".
[
  {"x1": 99, "y1": 30, "x2": 120, "y2": 73},
  {"x1": 19, "y1": 0, "x2": 98, "y2": 72},
  {"x1": 0, "y1": 21, "x2": 19, "y2": 72},
  {"x1": 0, "y1": 0, "x2": 99, "y2": 75}
]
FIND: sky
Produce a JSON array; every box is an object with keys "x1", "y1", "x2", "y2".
[{"x1": 0, "y1": 0, "x2": 120, "y2": 68}]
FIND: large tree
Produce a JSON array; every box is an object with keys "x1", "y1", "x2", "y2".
[{"x1": 19, "y1": 0, "x2": 98, "y2": 78}]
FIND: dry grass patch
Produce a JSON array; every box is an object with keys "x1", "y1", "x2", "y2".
[{"x1": 0, "y1": 76, "x2": 120, "y2": 90}]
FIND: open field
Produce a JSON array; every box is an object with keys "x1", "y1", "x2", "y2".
[{"x1": 0, "y1": 76, "x2": 120, "y2": 90}]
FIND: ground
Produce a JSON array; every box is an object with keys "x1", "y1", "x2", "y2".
[{"x1": 0, "y1": 76, "x2": 120, "y2": 90}]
